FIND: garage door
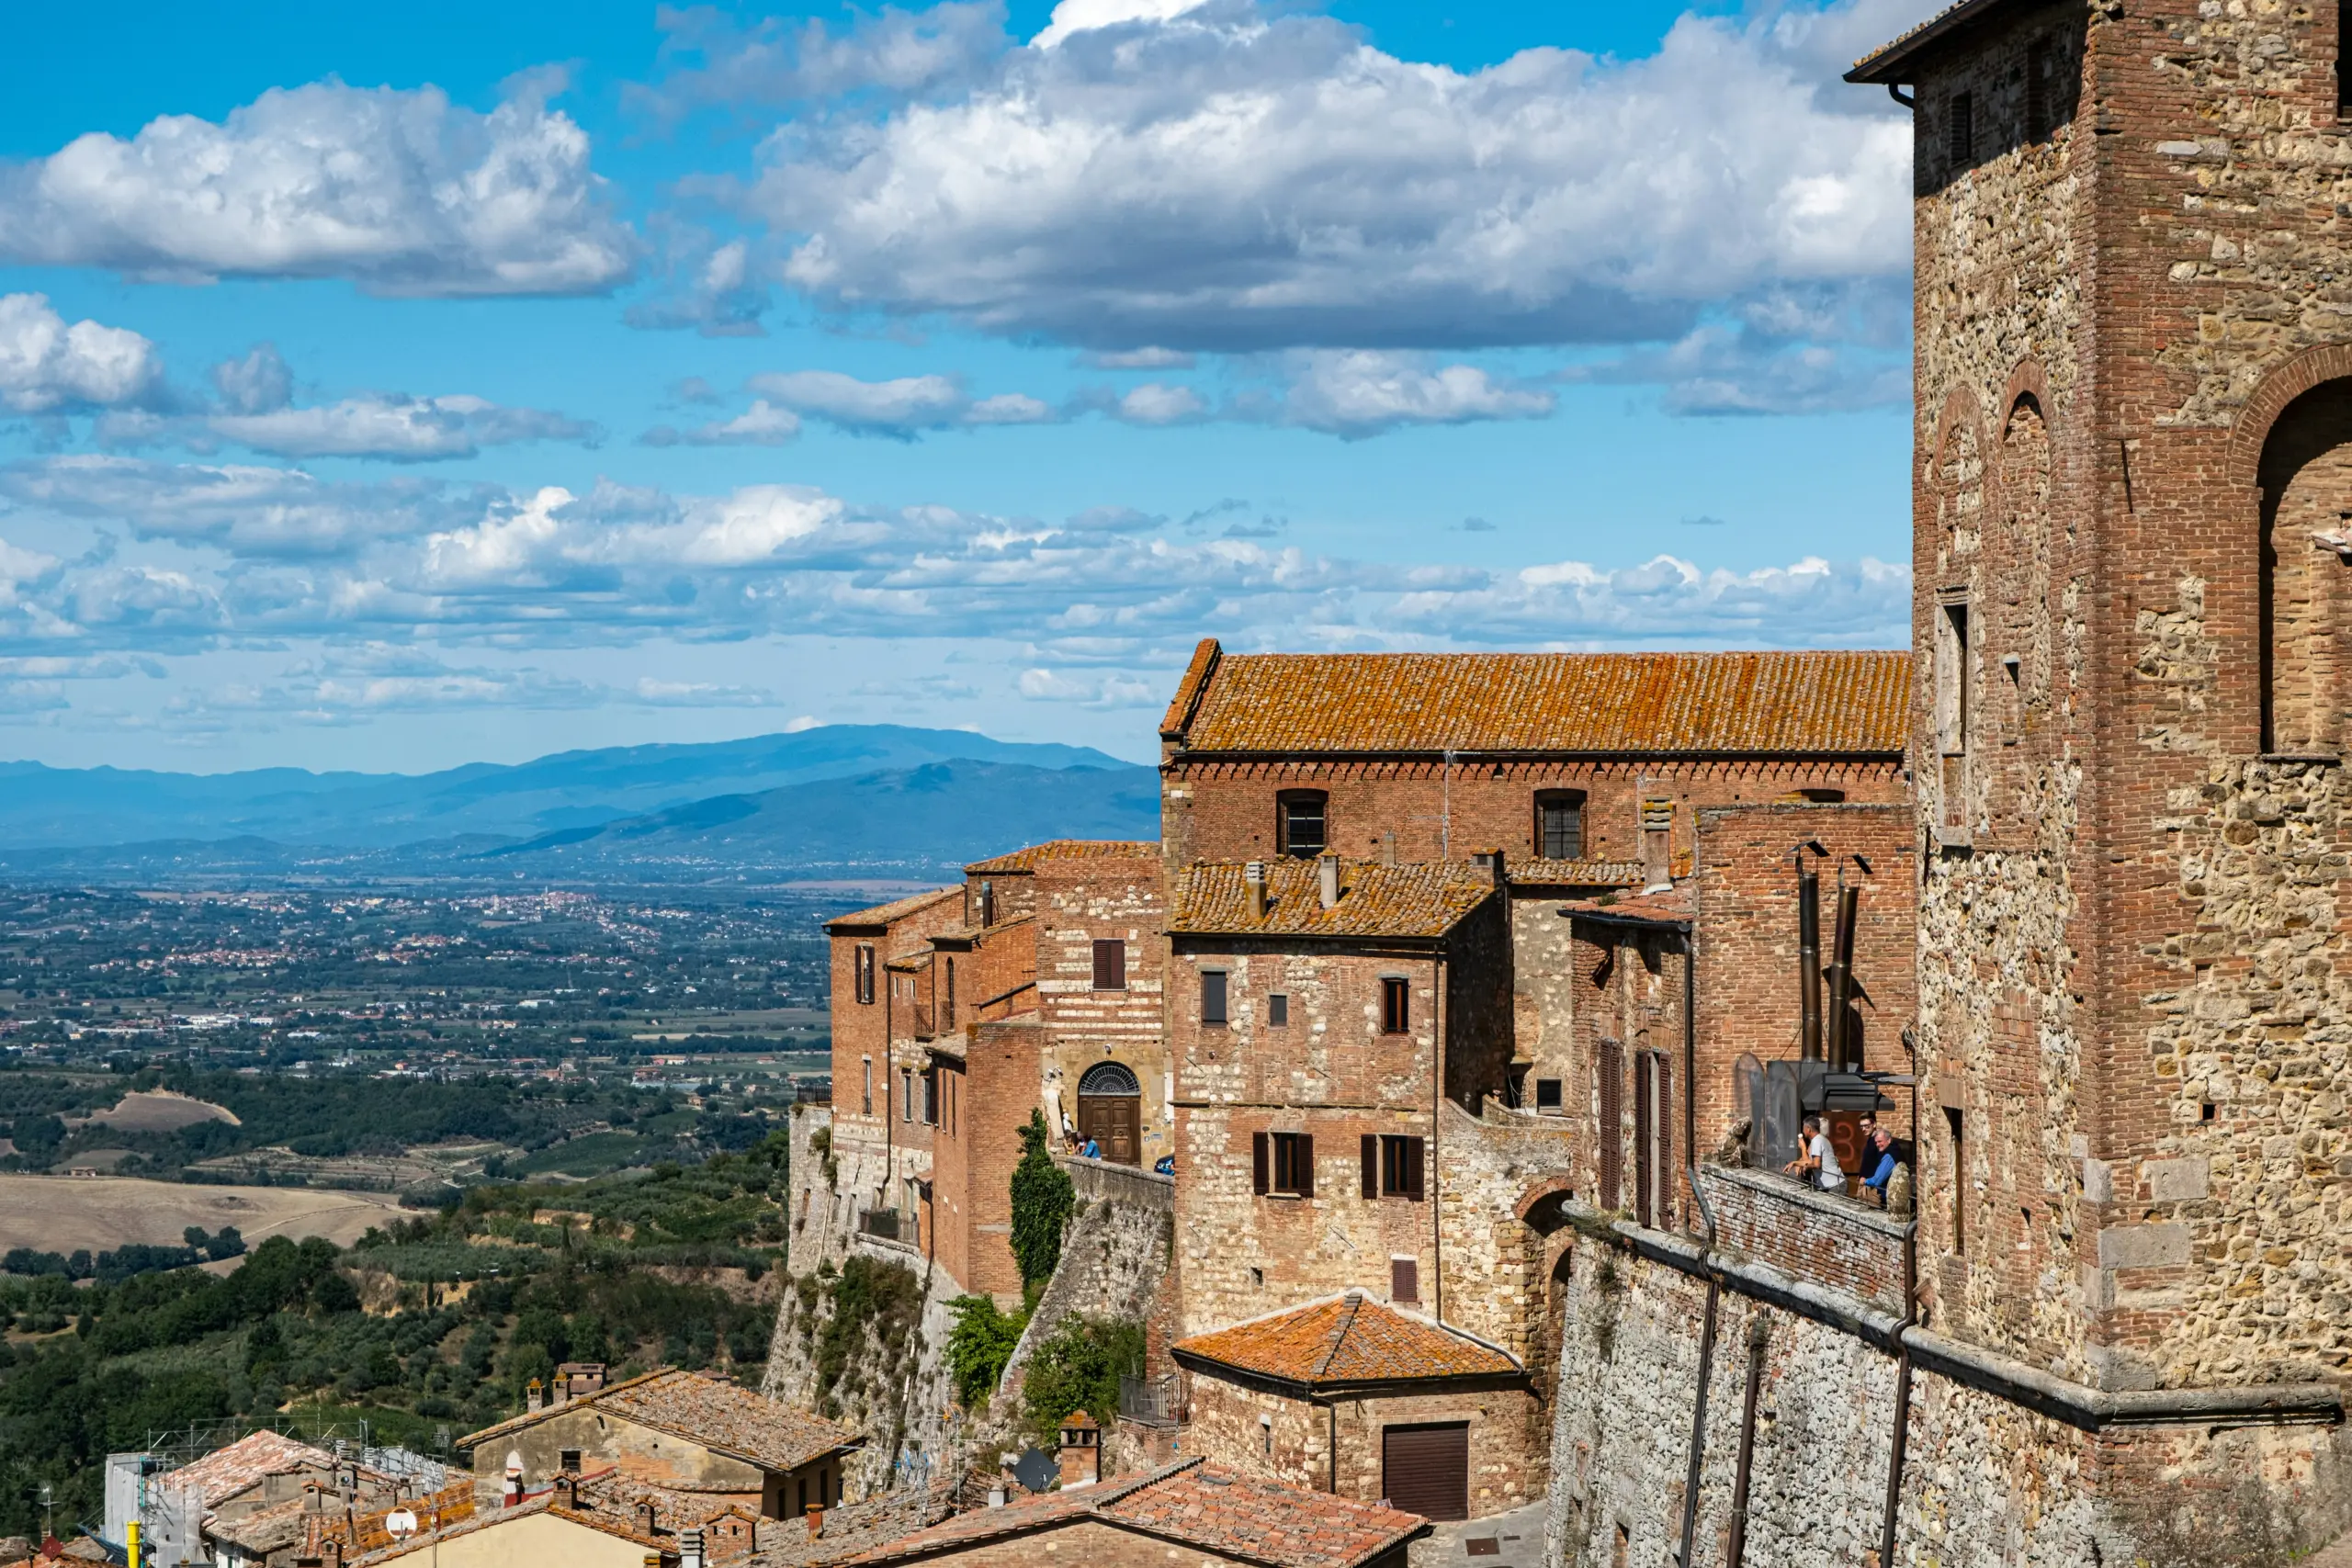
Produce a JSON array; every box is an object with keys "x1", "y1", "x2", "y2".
[{"x1": 1382, "y1": 1422, "x2": 1469, "y2": 1521}]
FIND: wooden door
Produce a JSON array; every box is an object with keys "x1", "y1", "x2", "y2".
[
  {"x1": 1079, "y1": 1095, "x2": 1140, "y2": 1164},
  {"x1": 1382, "y1": 1423, "x2": 1469, "y2": 1521}
]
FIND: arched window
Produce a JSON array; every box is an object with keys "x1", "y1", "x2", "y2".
[
  {"x1": 1079, "y1": 1061, "x2": 1141, "y2": 1096},
  {"x1": 2257, "y1": 379, "x2": 2352, "y2": 754}
]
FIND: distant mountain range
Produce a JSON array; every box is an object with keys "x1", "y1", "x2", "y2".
[{"x1": 0, "y1": 728, "x2": 1160, "y2": 884}]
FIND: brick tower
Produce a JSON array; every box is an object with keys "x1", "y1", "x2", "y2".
[{"x1": 1849, "y1": 0, "x2": 2352, "y2": 1545}]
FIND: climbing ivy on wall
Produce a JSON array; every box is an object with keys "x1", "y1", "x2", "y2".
[{"x1": 1009, "y1": 1110, "x2": 1074, "y2": 1291}]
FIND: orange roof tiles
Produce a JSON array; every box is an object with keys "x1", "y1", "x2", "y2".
[
  {"x1": 1172, "y1": 1292, "x2": 1522, "y2": 1388},
  {"x1": 1164, "y1": 643, "x2": 1908, "y2": 757},
  {"x1": 1507, "y1": 858, "x2": 1645, "y2": 888},
  {"x1": 1170, "y1": 861, "x2": 1498, "y2": 940},
  {"x1": 459, "y1": 1368, "x2": 860, "y2": 1475},
  {"x1": 964, "y1": 840, "x2": 1159, "y2": 875},
  {"x1": 829, "y1": 1461, "x2": 1425, "y2": 1568},
  {"x1": 158, "y1": 1430, "x2": 335, "y2": 1507},
  {"x1": 1560, "y1": 887, "x2": 1695, "y2": 927},
  {"x1": 827, "y1": 886, "x2": 960, "y2": 932}
]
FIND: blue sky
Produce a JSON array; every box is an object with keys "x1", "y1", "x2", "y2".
[{"x1": 0, "y1": 0, "x2": 1930, "y2": 773}]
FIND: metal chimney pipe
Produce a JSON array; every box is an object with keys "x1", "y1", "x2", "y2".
[
  {"x1": 1827, "y1": 883, "x2": 1860, "y2": 1070},
  {"x1": 1797, "y1": 868, "x2": 1822, "y2": 1062},
  {"x1": 1317, "y1": 853, "x2": 1341, "y2": 910}
]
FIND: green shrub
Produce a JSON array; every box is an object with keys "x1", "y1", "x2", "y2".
[
  {"x1": 1009, "y1": 1111, "x2": 1073, "y2": 1288},
  {"x1": 1020, "y1": 1314, "x2": 1142, "y2": 1441},
  {"x1": 944, "y1": 1295, "x2": 1026, "y2": 1407}
]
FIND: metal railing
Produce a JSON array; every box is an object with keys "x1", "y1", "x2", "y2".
[{"x1": 1118, "y1": 1375, "x2": 1175, "y2": 1427}]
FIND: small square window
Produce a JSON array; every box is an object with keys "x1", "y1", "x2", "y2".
[
  {"x1": 1268, "y1": 993, "x2": 1289, "y2": 1027},
  {"x1": 1091, "y1": 938, "x2": 1126, "y2": 991},
  {"x1": 1535, "y1": 1078, "x2": 1563, "y2": 1113},
  {"x1": 1278, "y1": 792, "x2": 1328, "y2": 858},
  {"x1": 1380, "y1": 976, "x2": 1410, "y2": 1034},
  {"x1": 1202, "y1": 970, "x2": 1228, "y2": 1026}
]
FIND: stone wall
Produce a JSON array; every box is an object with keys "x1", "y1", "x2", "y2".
[
  {"x1": 990, "y1": 1162, "x2": 1173, "y2": 1443},
  {"x1": 763, "y1": 1233, "x2": 965, "y2": 1505},
  {"x1": 1036, "y1": 858, "x2": 1171, "y2": 1167},
  {"x1": 1544, "y1": 1210, "x2": 2352, "y2": 1568},
  {"x1": 1692, "y1": 1163, "x2": 1909, "y2": 1319}
]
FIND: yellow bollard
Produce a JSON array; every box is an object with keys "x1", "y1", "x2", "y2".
[{"x1": 126, "y1": 1519, "x2": 141, "y2": 1568}]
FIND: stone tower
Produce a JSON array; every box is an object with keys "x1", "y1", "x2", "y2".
[{"x1": 1850, "y1": 0, "x2": 2352, "y2": 1482}]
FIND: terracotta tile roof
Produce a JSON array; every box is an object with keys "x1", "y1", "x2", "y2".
[
  {"x1": 1507, "y1": 858, "x2": 1645, "y2": 888},
  {"x1": 159, "y1": 1430, "x2": 335, "y2": 1507},
  {"x1": 964, "y1": 840, "x2": 1159, "y2": 875},
  {"x1": 208, "y1": 1496, "x2": 313, "y2": 1555},
  {"x1": 1559, "y1": 887, "x2": 1695, "y2": 928},
  {"x1": 1164, "y1": 644, "x2": 1909, "y2": 757},
  {"x1": 1170, "y1": 861, "x2": 1498, "y2": 940},
  {"x1": 1847, "y1": 0, "x2": 2018, "y2": 83},
  {"x1": 349, "y1": 1486, "x2": 668, "y2": 1566},
  {"x1": 743, "y1": 1483, "x2": 958, "y2": 1568},
  {"x1": 1097, "y1": 1463, "x2": 1426, "y2": 1568},
  {"x1": 831, "y1": 1461, "x2": 1424, "y2": 1568},
  {"x1": 1172, "y1": 1292, "x2": 1522, "y2": 1389},
  {"x1": 458, "y1": 1368, "x2": 861, "y2": 1474},
  {"x1": 828, "y1": 886, "x2": 961, "y2": 932}
]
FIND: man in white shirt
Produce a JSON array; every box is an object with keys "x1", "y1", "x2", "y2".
[{"x1": 1784, "y1": 1115, "x2": 1844, "y2": 1193}]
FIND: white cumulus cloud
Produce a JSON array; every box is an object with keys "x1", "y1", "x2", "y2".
[
  {"x1": 1280, "y1": 351, "x2": 1554, "y2": 437},
  {"x1": 0, "y1": 293, "x2": 163, "y2": 412},
  {"x1": 745, "y1": 0, "x2": 1915, "y2": 352},
  {"x1": 0, "y1": 78, "x2": 634, "y2": 296}
]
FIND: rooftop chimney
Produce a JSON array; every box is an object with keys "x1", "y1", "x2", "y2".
[
  {"x1": 639, "y1": 1501, "x2": 659, "y2": 1536},
  {"x1": 1057, "y1": 1411, "x2": 1101, "y2": 1489},
  {"x1": 806, "y1": 1506, "x2": 825, "y2": 1540},
  {"x1": 681, "y1": 1526, "x2": 707, "y2": 1568},
  {"x1": 1317, "y1": 853, "x2": 1341, "y2": 910},
  {"x1": 1380, "y1": 831, "x2": 1396, "y2": 866},
  {"x1": 526, "y1": 1378, "x2": 544, "y2": 1414},
  {"x1": 553, "y1": 1475, "x2": 577, "y2": 1511},
  {"x1": 1244, "y1": 862, "x2": 1267, "y2": 921}
]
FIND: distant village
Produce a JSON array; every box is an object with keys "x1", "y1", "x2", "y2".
[{"x1": 30, "y1": 0, "x2": 2352, "y2": 1563}]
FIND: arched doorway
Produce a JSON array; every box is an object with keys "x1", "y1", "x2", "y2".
[
  {"x1": 2258, "y1": 378, "x2": 2352, "y2": 754},
  {"x1": 1076, "y1": 1061, "x2": 1142, "y2": 1165}
]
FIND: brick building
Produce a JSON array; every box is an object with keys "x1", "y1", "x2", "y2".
[{"x1": 819, "y1": 841, "x2": 1167, "y2": 1300}]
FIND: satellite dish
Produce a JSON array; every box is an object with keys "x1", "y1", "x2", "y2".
[
  {"x1": 385, "y1": 1510, "x2": 419, "y2": 1539},
  {"x1": 1012, "y1": 1448, "x2": 1058, "y2": 1495}
]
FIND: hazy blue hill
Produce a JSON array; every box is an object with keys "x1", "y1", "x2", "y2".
[
  {"x1": 481, "y1": 759, "x2": 1161, "y2": 874},
  {"x1": 0, "y1": 726, "x2": 1136, "y2": 851}
]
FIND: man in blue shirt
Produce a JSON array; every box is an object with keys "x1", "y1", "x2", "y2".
[{"x1": 1861, "y1": 1124, "x2": 1899, "y2": 1206}]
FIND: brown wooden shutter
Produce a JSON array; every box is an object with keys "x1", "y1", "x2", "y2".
[
  {"x1": 1599, "y1": 1041, "x2": 1623, "y2": 1212},
  {"x1": 1092, "y1": 939, "x2": 1125, "y2": 991},
  {"x1": 1362, "y1": 1135, "x2": 1379, "y2": 1199},
  {"x1": 1297, "y1": 1134, "x2": 1314, "y2": 1198},
  {"x1": 1654, "y1": 1054, "x2": 1674, "y2": 1225},
  {"x1": 1252, "y1": 1132, "x2": 1269, "y2": 1195},
  {"x1": 1381, "y1": 1424, "x2": 1468, "y2": 1522},
  {"x1": 1390, "y1": 1258, "x2": 1419, "y2": 1303},
  {"x1": 1406, "y1": 1136, "x2": 1426, "y2": 1201},
  {"x1": 1634, "y1": 1050, "x2": 1655, "y2": 1228}
]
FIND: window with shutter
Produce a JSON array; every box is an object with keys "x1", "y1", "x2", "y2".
[
  {"x1": 1381, "y1": 976, "x2": 1410, "y2": 1034},
  {"x1": 1390, "y1": 1257, "x2": 1419, "y2": 1303},
  {"x1": 1092, "y1": 939, "x2": 1126, "y2": 991},
  {"x1": 1634, "y1": 1051, "x2": 1656, "y2": 1228},
  {"x1": 1270, "y1": 1132, "x2": 1313, "y2": 1195},
  {"x1": 1361, "y1": 1135, "x2": 1378, "y2": 1199},
  {"x1": 1252, "y1": 1132, "x2": 1270, "y2": 1195},
  {"x1": 1599, "y1": 1042, "x2": 1623, "y2": 1211},
  {"x1": 1202, "y1": 970, "x2": 1228, "y2": 1026}
]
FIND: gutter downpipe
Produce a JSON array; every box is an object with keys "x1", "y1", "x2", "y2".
[
  {"x1": 1725, "y1": 1314, "x2": 1770, "y2": 1568},
  {"x1": 1328, "y1": 1400, "x2": 1339, "y2": 1495},
  {"x1": 1675, "y1": 1168, "x2": 1720, "y2": 1568},
  {"x1": 1879, "y1": 1024, "x2": 1923, "y2": 1568}
]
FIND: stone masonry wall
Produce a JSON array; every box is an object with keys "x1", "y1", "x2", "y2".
[
  {"x1": 1544, "y1": 1220, "x2": 2352, "y2": 1567},
  {"x1": 1037, "y1": 858, "x2": 1171, "y2": 1165}
]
